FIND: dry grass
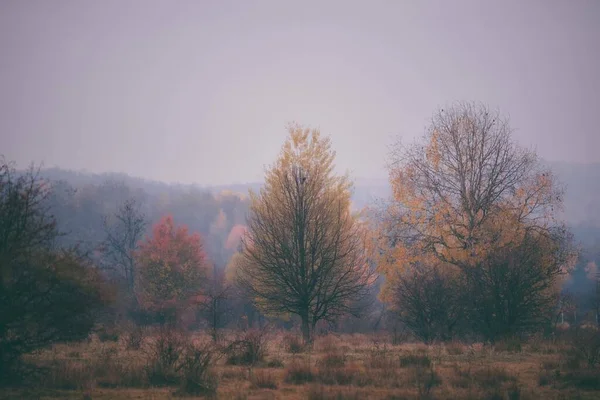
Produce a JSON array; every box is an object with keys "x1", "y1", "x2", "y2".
[{"x1": 4, "y1": 330, "x2": 600, "y2": 399}]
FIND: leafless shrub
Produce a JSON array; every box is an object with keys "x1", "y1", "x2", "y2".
[
  {"x1": 176, "y1": 342, "x2": 218, "y2": 396},
  {"x1": 224, "y1": 328, "x2": 268, "y2": 366},
  {"x1": 144, "y1": 329, "x2": 186, "y2": 386}
]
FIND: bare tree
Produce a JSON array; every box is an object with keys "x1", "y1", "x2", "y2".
[
  {"x1": 101, "y1": 197, "x2": 147, "y2": 293},
  {"x1": 236, "y1": 125, "x2": 376, "y2": 343},
  {"x1": 199, "y1": 264, "x2": 232, "y2": 341}
]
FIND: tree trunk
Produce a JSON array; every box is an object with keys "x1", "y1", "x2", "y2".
[{"x1": 301, "y1": 313, "x2": 311, "y2": 344}]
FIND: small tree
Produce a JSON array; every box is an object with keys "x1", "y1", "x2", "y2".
[
  {"x1": 236, "y1": 124, "x2": 376, "y2": 343},
  {"x1": 199, "y1": 264, "x2": 232, "y2": 341},
  {"x1": 102, "y1": 197, "x2": 147, "y2": 293},
  {"x1": 134, "y1": 215, "x2": 209, "y2": 326}
]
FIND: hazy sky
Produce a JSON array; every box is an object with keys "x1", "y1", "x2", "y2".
[{"x1": 1, "y1": 0, "x2": 599, "y2": 185}]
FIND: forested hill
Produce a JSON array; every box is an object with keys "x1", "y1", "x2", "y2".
[{"x1": 35, "y1": 161, "x2": 600, "y2": 267}]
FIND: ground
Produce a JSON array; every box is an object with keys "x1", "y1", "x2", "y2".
[{"x1": 1, "y1": 330, "x2": 599, "y2": 399}]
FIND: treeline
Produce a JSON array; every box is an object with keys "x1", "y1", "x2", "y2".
[{"x1": 2, "y1": 102, "x2": 600, "y2": 384}]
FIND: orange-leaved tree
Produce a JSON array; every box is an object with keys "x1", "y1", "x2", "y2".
[
  {"x1": 377, "y1": 102, "x2": 575, "y2": 341},
  {"x1": 134, "y1": 215, "x2": 209, "y2": 325}
]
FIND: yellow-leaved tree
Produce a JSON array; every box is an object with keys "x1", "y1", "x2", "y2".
[
  {"x1": 377, "y1": 102, "x2": 575, "y2": 341},
  {"x1": 235, "y1": 123, "x2": 376, "y2": 343}
]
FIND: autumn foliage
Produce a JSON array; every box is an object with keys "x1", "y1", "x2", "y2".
[
  {"x1": 376, "y1": 102, "x2": 575, "y2": 341},
  {"x1": 134, "y1": 215, "x2": 209, "y2": 323}
]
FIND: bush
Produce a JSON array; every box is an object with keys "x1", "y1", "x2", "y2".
[
  {"x1": 250, "y1": 369, "x2": 278, "y2": 389},
  {"x1": 284, "y1": 360, "x2": 316, "y2": 384},
  {"x1": 177, "y1": 342, "x2": 218, "y2": 396},
  {"x1": 283, "y1": 333, "x2": 305, "y2": 354},
  {"x1": 225, "y1": 329, "x2": 268, "y2": 366},
  {"x1": 125, "y1": 326, "x2": 144, "y2": 350},
  {"x1": 145, "y1": 329, "x2": 186, "y2": 386}
]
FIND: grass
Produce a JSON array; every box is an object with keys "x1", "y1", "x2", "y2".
[{"x1": 3, "y1": 329, "x2": 600, "y2": 399}]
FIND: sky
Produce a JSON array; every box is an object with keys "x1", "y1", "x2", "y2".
[{"x1": 1, "y1": 0, "x2": 599, "y2": 185}]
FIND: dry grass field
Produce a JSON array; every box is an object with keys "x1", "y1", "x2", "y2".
[{"x1": 1, "y1": 328, "x2": 599, "y2": 400}]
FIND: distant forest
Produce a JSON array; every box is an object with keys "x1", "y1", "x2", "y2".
[{"x1": 33, "y1": 163, "x2": 600, "y2": 303}]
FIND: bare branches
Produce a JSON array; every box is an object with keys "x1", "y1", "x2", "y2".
[
  {"x1": 101, "y1": 197, "x2": 147, "y2": 291},
  {"x1": 236, "y1": 126, "x2": 376, "y2": 342}
]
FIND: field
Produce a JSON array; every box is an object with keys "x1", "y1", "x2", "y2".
[{"x1": 1, "y1": 328, "x2": 599, "y2": 400}]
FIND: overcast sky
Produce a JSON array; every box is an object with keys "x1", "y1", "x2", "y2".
[{"x1": 1, "y1": 0, "x2": 599, "y2": 185}]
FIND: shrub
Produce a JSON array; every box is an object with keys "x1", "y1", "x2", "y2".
[
  {"x1": 250, "y1": 369, "x2": 278, "y2": 389},
  {"x1": 283, "y1": 333, "x2": 305, "y2": 354},
  {"x1": 225, "y1": 329, "x2": 268, "y2": 366},
  {"x1": 125, "y1": 326, "x2": 144, "y2": 350},
  {"x1": 266, "y1": 358, "x2": 284, "y2": 368},
  {"x1": 284, "y1": 360, "x2": 316, "y2": 384},
  {"x1": 144, "y1": 329, "x2": 185, "y2": 386},
  {"x1": 177, "y1": 342, "x2": 218, "y2": 396}
]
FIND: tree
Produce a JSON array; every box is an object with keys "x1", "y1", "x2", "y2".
[
  {"x1": 390, "y1": 261, "x2": 463, "y2": 343},
  {"x1": 198, "y1": 264, "x2": 232, "y2": 341},
  {"x1": 0, "y1": 159, "x2": 111, "y2": 382},
  {"x1": 378, "y1": 102, "x2": 574, "y2": 341},
  {"x1": 236, "y1": 124, "x2": 376, "y2": 343},
  {"x1": 134, "y1": 215, "x2": 209, "y2": 326},
  {"x1": 101, "y1": 197, "x2": 147, "y2": 293}
]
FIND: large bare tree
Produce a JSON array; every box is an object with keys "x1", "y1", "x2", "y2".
[{"x1": 236, "y1": 124, "x2": 376, "y2": 343}]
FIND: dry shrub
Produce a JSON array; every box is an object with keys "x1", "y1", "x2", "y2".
[
  {"x1": 145, "y1": 329, "x2": 186, "y2": 386},
  {"x1": 225, "y1": 328, "x2": 268, "y2": 366},
  {"x1": 284, "y1": 360, "x2": 316, "y2": 384},
  {"x1": 366, "y1": 341, "x2": 396, "y2": 369},
  {"x1": 283, "y1": 332, "x2": 305, "y2": 354},
  {"x1": 125, "y1": 325, "x2": 145, "y2": 350},
  {"x1": 266, "y1": 357, "x2": 284, "y2": 368},
  {"x1": 250, "y1": 369, "x2": 278, "y2": 389},
  {"x1": 176, "y1": 342, "x2": 218, "y2": 396},
  {"x1": 317, "y1": 343, "x2": 347, "y2": 369}
]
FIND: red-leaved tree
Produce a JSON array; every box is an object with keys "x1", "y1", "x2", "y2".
[{"x1": 134, "y1": 215, "x2": 209, "y2": 325}]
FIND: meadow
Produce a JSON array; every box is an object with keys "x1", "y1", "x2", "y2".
[{"x1": 2, "y1": 327, "x2": 599, "y2": 400}]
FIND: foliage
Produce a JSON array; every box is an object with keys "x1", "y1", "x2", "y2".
[
  {"x1": 377, "y1": 102, "x2": 575, "y2": 341},
  {"x1": 0, "y1": 160, "x2": 112, "y2": 384},
  {"x1": 236, "y1": 124, "x2": 376, "y2": 342},
  {"x1": 134, "y1": 215, "x2": 209, "y2": 325}
]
